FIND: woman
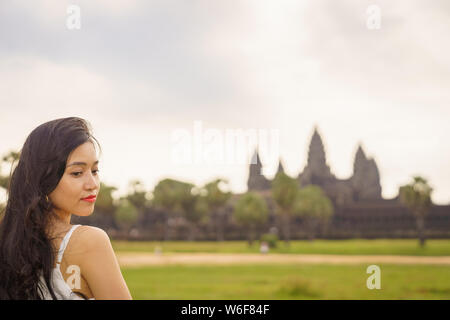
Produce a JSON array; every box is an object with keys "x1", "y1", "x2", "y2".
[{"x1": 0, "y1": 117, "x2": 132, "y2": 300}]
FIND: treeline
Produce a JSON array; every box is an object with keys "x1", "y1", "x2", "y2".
[
  {"x1": 0, "y1": 150, "x2": 435, "y2": 246},
  {"x1": 0, "y1": 150, "x2": 334, "y2": 244},
  {"x1": 80, "y1": 176, "x2": 334, "y2": 245}
]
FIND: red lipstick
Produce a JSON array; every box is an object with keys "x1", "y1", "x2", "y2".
[{"x1": 81, "y1": 195, "x2": 97, "y2": 203}]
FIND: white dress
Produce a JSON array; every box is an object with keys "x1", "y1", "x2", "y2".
[{"x1": 38, "y1": 224, "x2": 95, "y2": 300}]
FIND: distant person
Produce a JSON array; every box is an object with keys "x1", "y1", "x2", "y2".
[
  {"x1": 260, "y1": 241, "x2": 269, "y2": 254},
  {"x1": 0, "y1": 117, "x2": 132, "y2": 300}
]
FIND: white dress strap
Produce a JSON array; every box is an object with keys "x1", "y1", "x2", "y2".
[{"x1": 56, "y1": 224, "x2": 81, "y2": 264}]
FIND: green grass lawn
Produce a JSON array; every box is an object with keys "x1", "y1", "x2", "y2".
[
  {"x1": 112, "y1": 239, "x2": 450, "y2": 256},
  {"x1": 122, "y1": 264, "x2": 450, "y2": 300}
]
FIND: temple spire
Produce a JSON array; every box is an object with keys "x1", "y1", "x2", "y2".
[
  {"x1": 354, "y1": 144, "x2": 367, "y2": 173},
  {"x1": 306, "y1": 127, "x2": 330, "y2": 174},
  {"x1": 351, "y1": 143, "x2": 382, "y2": 200},
  {"x1": 247, "y1": 147, "x2": 271, "y2": 190}
]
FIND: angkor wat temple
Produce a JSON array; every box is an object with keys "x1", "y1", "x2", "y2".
[
  {"x1": 247, "y1": 127, "x2": 450, "y2": 239},
  {"x1": 76, "y1": 127, "x2": 450, "y2": 240}
]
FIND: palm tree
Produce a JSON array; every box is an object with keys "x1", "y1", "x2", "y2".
[
  {"x1": 295, "y1": 185, "x2": 334, "y2": 241},
  {"x1": 399, "y1": 176, "x2": 433, "y2": 247},
  {"x1": 233, "y1": 192, "x2": 269, "y2": 246},
  {"x1": 271, "y1": 171, "x2": 300, "y2": 245}
]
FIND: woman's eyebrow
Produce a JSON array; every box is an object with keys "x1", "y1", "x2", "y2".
[{"x1": 67, "y1": 160, "x2": 99, "y2": 167}]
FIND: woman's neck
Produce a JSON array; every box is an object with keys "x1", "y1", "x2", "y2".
[
  {"x1": 47, "y1": 210, "x2": 72, "y2": 238},
  {"x1": 52, "y1": 208, "x2": 72, "y2": 225}
]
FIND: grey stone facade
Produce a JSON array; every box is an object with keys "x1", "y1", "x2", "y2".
[{"x1": 248, "y1": 127, "x2": 383, "y2": 206}]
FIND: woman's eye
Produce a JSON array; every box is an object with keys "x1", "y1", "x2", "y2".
[{"x1": 71, "y1": 169, "x2": 99, "y2": 177}]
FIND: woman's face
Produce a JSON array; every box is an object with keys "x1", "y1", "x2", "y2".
[{"x1": 49, "y1": 141, "x2": 100, "y2": 218}]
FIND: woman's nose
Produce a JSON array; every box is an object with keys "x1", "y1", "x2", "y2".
[{"x1": 85, "y1": 171, "x2": 99, "y2": 190}]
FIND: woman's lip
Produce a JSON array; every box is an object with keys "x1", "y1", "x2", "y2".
[{"x1": 82, "y1": 196, "x2": 96, "y2": 202}]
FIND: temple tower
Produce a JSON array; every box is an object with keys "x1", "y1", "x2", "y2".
[
  {"x1": 299, "y1": 127, "x2": 335, "y2": 186},
  {"x1": 351, "y1": 144, "x2": 382, "y2": 201},
  {"x1": 247, "y1": 149, "x2": 271, "y2": 191}
]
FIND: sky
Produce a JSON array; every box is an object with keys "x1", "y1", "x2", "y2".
[{"x1": 0, "y1": 0, "x2": 449, "y2": 204}]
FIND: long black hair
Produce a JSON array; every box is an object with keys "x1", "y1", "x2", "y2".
[{"x1": 0, "y1": 117, "x2": 100, "y2": 299}]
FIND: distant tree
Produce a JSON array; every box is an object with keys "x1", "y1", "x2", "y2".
[
  {"x1": 0, "y1": 202, "x2": 5, "y2": 221},
  {"x1": 126, "y1": 180, "x2": 150, "y2": 210},
  {"x1": 183, "y1": 189, "x2": 209, "y2": 241},
  {"x1": 295, "y1": 185, "x2": 334, "y2": 241},
  {"x1": 115, "y1": 198, "x2": 139, "y2": 237},
  {"x1": 233, "y1": 192, "x2": 269, "y2": 246},
  {"x1": 153, "y1": 178, "x2": 186, "y2": 240},
  {"x1": 125, "y1": 180, "x2": 151, "y2": 229},
  {"x1": 399, "y1": 176, "x2": 433, "y2": 247},
  {"x1": 271, "y1": 172, "x2": 300, "y2": 245},
  {"x1": 153, "y1": 178, "x2": 207, "y2": 240},
  {"x1": 95, "y1": 182, "x2": 117, "y2": 212},
  {"x1": 203, "y1": 178, "x2": 231, "y2": 241}
]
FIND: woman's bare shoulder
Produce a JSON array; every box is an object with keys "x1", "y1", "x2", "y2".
[
  {"x1": 68, "y1": 225, "x2": 132, "y2": 299},
  {"x1": 71, "y1": 225, "x2": 112, "y2": 251},
  {"x1": 74, "y1": 225, "x2": 108, "y2": 237}
]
